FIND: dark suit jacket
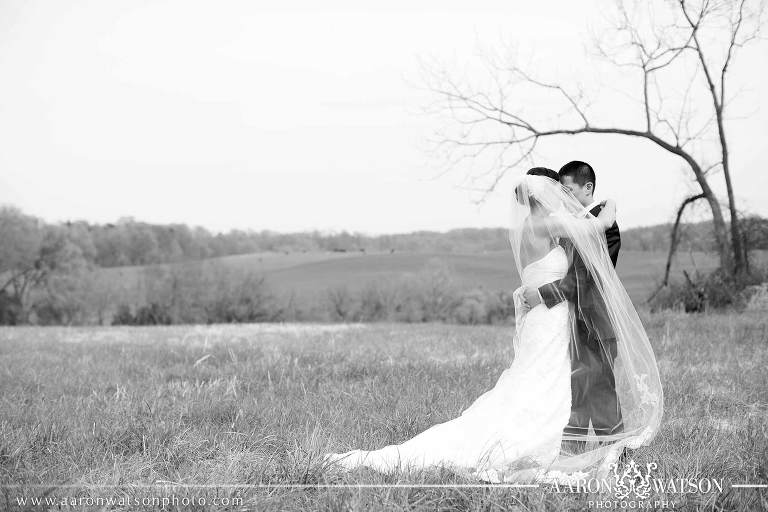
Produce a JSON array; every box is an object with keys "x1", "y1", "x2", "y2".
[{"x1": 537, "y1": 204, "x2": 621, "y2": 347}]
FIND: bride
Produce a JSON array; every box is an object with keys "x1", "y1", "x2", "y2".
[{"x1": 323, "y1": 172, "x2": 663, "y2": 484}]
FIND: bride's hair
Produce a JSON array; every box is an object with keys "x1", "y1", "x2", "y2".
[
  {"x1": 524, "y1": 168, "x2": 560, "y2": 215},
  {"x1": 526, "y1": 167, "x2": 560, "y2": 181},
  {"x1": 516, "y1": 169, "x2": 565, "y2": 215}
]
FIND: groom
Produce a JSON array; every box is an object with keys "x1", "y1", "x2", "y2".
[{"x1": 523, "y1": 161, "x2": 623, "y2": 438}]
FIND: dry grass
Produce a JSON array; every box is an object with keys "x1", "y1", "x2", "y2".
[{"x1": 1, "y1": 314, "x2": 766, "y2": 511}]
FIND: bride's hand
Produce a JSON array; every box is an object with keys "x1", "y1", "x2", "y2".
[
  {"x1": 596, "y1": 198, "x2": 616, "y2": 229},
  {"x1": 523, "y1": 287, "x2": 542, "y2": 308}
]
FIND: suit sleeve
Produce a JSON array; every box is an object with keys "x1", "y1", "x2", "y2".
[
  {"x1": 538, "y1": 249, "x2": 594, "y2": 309},
  {"x1": 605, "y1": 223, "x2": 621, "y2": 267}
]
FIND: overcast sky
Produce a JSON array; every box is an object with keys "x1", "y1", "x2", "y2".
[{"x1": 1, "y1": 0, "x2": 766, "y2": 234}]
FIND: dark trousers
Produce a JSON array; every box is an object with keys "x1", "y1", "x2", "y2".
[{"x1": 563, "y1": 335, "x2": 623, "y2": 436}]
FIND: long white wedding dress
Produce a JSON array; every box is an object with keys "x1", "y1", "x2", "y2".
[{"x1": 324, "y1": 245, "x2": 572, "y2": 482}]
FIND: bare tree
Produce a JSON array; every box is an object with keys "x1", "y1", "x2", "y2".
[{"x1": 423, "y1": 0, "x2": 765, "y2": 275}]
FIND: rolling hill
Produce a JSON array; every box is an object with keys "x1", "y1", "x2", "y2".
[
  {"x1": 253, "y1": 249, "x2": 720, "y2": 303},
  {"x1": 102, "y1": 248, "x2": 721, "y2": 305}
]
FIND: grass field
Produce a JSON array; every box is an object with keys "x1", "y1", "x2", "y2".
[{"x1": 1, "y1": 312, "x2": 767, "y2": 510}]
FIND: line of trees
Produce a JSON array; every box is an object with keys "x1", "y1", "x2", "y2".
[
  {"x1": 0, "y1": 207, "x2": 521, "y2": 324},
  {"x1": 5, "y1": 206, "x2": 766, "y2": 273},
  {"x1": 2, "y1": 204, "x2": 767, "y2": 324},
  {"x1": 2, "y1": 210, "x2": 517, "y2": 269}
]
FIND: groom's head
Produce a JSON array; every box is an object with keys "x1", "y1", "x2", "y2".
[{"x1": 559, "y1": 161, "x2": 596, "y2": 207}]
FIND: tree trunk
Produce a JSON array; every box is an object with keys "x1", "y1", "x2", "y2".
[
  {"x1": 716, "y1": 120, "x2": 745, "y2": 275},
  {"x1": 701, "y1": 186, "x2": 731, "y2": 272}
]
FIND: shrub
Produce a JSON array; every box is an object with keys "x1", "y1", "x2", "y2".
[
  {"x1": 357, "y1": 281, "x2": 398, "y2": 322},
  {"x1": 0, "y1": 290, "x2": 23, "y2": 325},
  {"x1": 112, "y1": 304, "x2": 135, "y2": 325},
  {"x1": 395, "y1": 258, "x2": 459, "y2": 322},
  {"x1": 135, "y1": 302, "x2": 173, "y2": 325},
  {"x1": 743, "y1": 282, "x2": 768, "y2": 311},
  {"x1": 205, "y1": 272, "x2": 281, "y2": 323},
  {"x1": 452, "y1": 289, "x2": 488, "y2": 325},
  {"x1": 448, "y1": 289, "x2": 517, "y2": 325},
  {"x1": 326, "y1": 286, "x2": 358, "y2": 322},
  {"x1": 111, "y1": 262, "x2": 281, "y2": 325},
  {"x1": 649, "y1": 266, "x2": 768, "y2": 313}
]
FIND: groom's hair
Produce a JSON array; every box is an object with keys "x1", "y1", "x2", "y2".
[
  {"x1": 559, "y1": 161, "x2": 596, "y2": 191},
  {"x1": 526, "y1": 167, "x2": 559, "y2": 181}
]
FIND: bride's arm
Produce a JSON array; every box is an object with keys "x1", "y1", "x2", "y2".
[{"x1": 529, "y1": 199, "x2": 616, "y2": 237}]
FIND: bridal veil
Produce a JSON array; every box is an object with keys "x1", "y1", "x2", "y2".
[{"x1": 508, "y1": 173, "x2": 663, "y2": 483}]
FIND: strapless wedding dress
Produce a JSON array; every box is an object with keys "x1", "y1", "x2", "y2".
[{"x1": 324, "y1": 246, "x2": 572, "y2": 482}]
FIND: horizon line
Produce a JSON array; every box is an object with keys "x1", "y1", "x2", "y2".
[{"x1": 0, "y1": 202, "x2": 720, "y2": 238}]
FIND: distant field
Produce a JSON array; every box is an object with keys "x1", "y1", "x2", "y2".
[
  {"x1": 103, "y1": 249, "x2": 722, "y2": 306},
  {"x1": 2, "y1": 313, "x2": 766, "y2": 510},
  {"x1": 257, "y1": 249, "x2": 720, "y2": 303}
]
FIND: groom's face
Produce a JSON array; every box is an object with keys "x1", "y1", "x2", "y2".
[{"x1": 560, "y1": 175, "x2": 593, "y2": 207}]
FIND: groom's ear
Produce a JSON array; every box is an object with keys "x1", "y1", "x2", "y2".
[{"x1": 584, "y1": 182, "x2": 595, "y2": 195}]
